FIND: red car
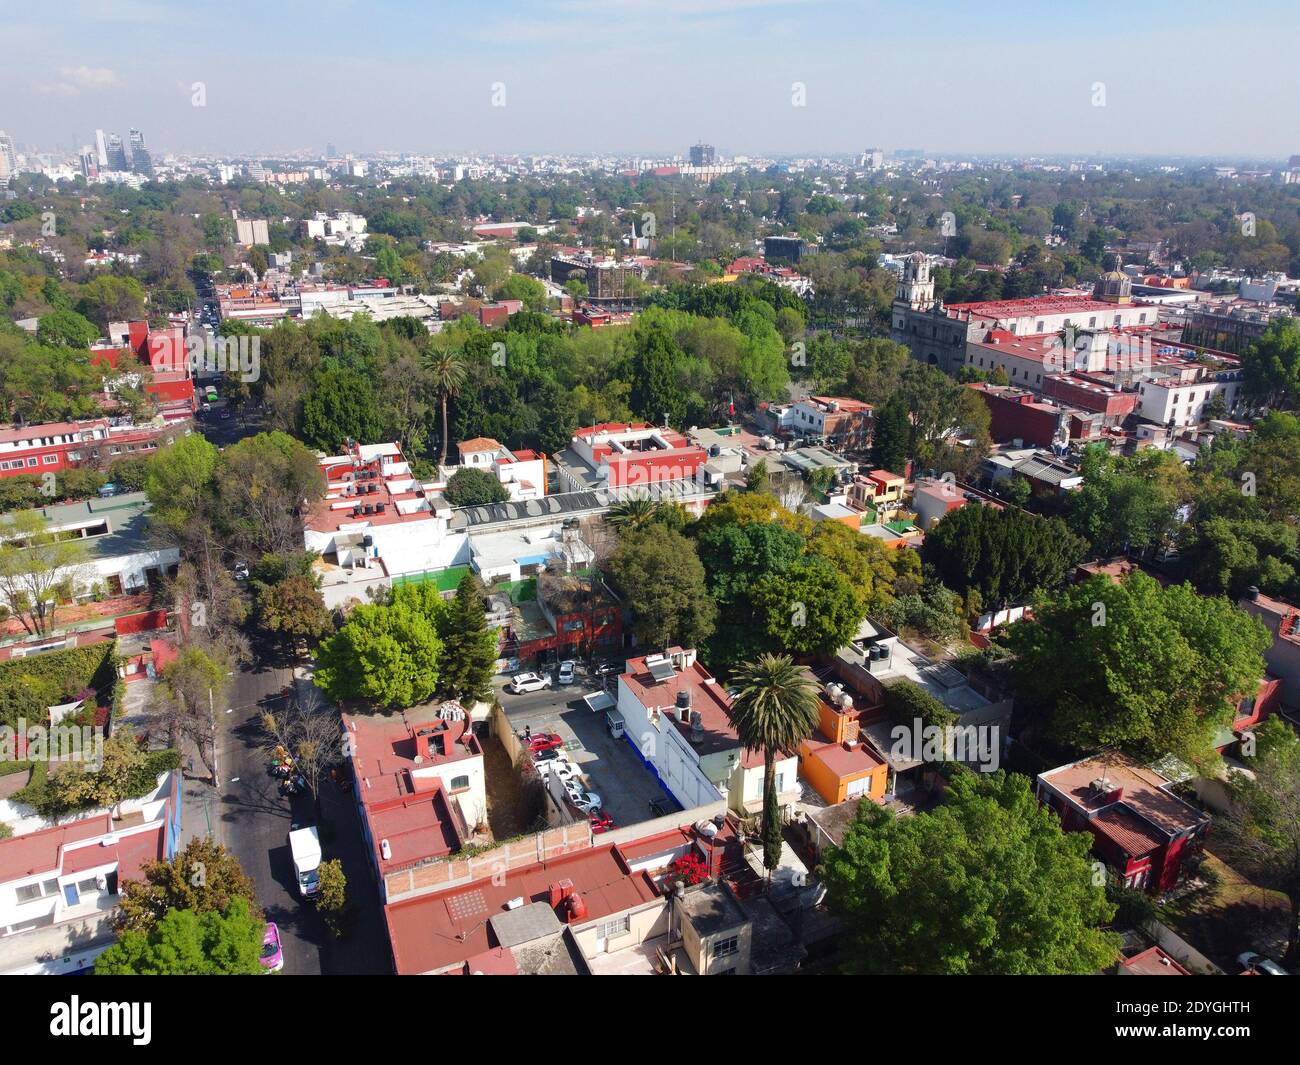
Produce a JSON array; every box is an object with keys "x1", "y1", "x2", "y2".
[
  {"x1": 526, "y1": 732, "x2": 563, "y2": 753},
  {"x1": 589, "y1": 810, "x2": 615, "y2": 834}
]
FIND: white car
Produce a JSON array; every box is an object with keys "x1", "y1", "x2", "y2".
[
  {"x1": 564, "y1": 778, "x2": 602, "y2": 812},
  {"x1": 536, "y1": 757, "x2": 579, "y2": 782},
  {"x1": 1237, "y1": 951, "x2": 1288, "y2": 975},
  {"x1": 557, "y1": 660, "x2": 577, "y2": 686},
  {"x1": 508, "y1": 672, "x2": 552, "y2": 694}
]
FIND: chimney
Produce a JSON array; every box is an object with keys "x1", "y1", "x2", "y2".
[{"x1": 549, "y1": 879, "x2": 575, "y2": 908}]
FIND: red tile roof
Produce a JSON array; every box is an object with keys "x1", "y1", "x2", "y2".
[{"x1": 385, "y1": 842, "x2": 661, "y2": 974}]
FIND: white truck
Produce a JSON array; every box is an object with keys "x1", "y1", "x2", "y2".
[{"x1": 288, "y1": 826, "x2": 322, "y2": 899}]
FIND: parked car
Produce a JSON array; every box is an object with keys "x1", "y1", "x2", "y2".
[
  {"x1": 260, "y1": 922, "x2": 284, "y2": 972},
  {"x1": 525, "y1": 731, "x2": 563, "y2": 752},
  {"x1": 588, "y1": 810, "x2": 615, "y2": 833},
  {"x1": 536, "y1": 757, "x2": 579, "y2": 782},
  {"x1": 533, "y1": 747, "x2": 565, "y2": 763},
  {"x1": 564, "y1": 778, "x2": 602, "y2": 812},
  {"x1": 557, "y1": 660, "x2": 577, "y2": 686},
  {"x1": 509, "y1": 672, "x2": 552, "y2": 694},
  {"x1": 233, "y1": 560, "x2": 250, "y2": 581},
  {"x1": 1237, "y1": 951, "x2": 1288, "y2": 975}
]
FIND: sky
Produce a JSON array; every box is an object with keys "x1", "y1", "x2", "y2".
[{"x1": 3, "y1": 0, "x2": 1298, "y2": 161}]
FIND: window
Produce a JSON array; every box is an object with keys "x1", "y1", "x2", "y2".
[
  {"x1": 714, "y1": 935, "x2": 739, "y2": 958},
  {"x1": 449, "y1": 774, "x2": 470, "y2": 791},
  {"x1": 15, "y1": 879, "x2": 60, "y2": 904},
  {"x1": 42, "y1": 454, "x2": 59, "y2": 465},
  {"x1": 26, "y1": 457, "x2": 38, "y2": 467},
  {"x1": 599, "y1": 915, "x2": 630, "y2": 939}
]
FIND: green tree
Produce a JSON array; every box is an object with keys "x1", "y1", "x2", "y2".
[
  {"x1": 1005, "y1": 573, "x2": 1271, "y2": 760},
  {"x1": 95, "y1": 897, "x2": 265, "y2": 975},
  {"x1": 143, "y1": 433, "x2": 219, "y2": 534},
  {"x1": 253, "y1": 574, "x2": 332, "y2": 648},
  {"x1": 0, "y1": 509, "x2": 90, "y2": 636},
  {"x1": 443, "y1": 466, "x2": 509, "y2": 507},
  {"x1": 1241, "y1": 317, "x2": 1300, "y2": 408},
  {"x1": 822, "y1": 770, "x2": 1120, "y2": 974},
  {"x1": 1068, "y1": 445, "x2": 1190, "y2": 556},
  {"x1": 436, "y1": 573, "x2": 499, "y2": 703},
  {"x1": 607, "y1": 525, "x2": 717, "y2": 651},
  {"x1": 314, "y1": 601, "x2": 443, "y2": 708},
  {"x1": 317, "y1": 858, "x2": 352, "y2": 939},
  {"x1": 727, "y1": 654, "x2": 820, "y2": 870},
  {"x1": 113, "y1": 837, "x2": 258, "y2": 935},
  {"x1": 922, "y1": 504, "x2": 1086, "y2": 608},
  {"x1": 752, "y1": 556, "x2": 865, "y2": 658},
  {"x1": 36, "y1": 308, "x2": 99, "y2": 348},
  {"x1": 216, "y1": 432, "x2": 326, "y2": 556},
  {"x1": 869, "y1": 394, "x2": 910, "y2": 473},
  {"x1": 301, "y1": 363, "x2": 383, "y2": 451}
]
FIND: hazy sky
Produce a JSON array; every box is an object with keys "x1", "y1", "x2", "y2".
[{"x1": 4, "y1": 0, "x2": 1298, "y2": 160}]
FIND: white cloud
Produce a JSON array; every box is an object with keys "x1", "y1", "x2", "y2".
[{"x1": 38, "y1": 64, "x2": 121, "y2": 96}]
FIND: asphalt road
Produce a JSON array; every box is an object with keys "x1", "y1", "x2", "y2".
[{"x1": 213, "y1": 653, "x2": 390, "y2": 975}]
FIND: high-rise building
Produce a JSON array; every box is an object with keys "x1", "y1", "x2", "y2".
[
  {"x1": 860, "y1": 147, "x2": 884, "y2": 170},
  {"x1": 105, "y1": 133, "x2": 128, "y2": 171},
  {"x1": 128, "y1": 129, "x2": 153, "y2": 177},
  {"x1": 689, "y1": 143, "x2": 716, "y2": 166},
  {"x1": 0, "y1": 131, "x2": 17, "y2": 183},
  {"x1": 94, "y1": 129, "x2": 108, "y2": 167},
  {"x1": 78, "y1": 147, "x2": 99, "y2": 180},
  {"x1": 326, "y1": 143, "x2": 338, "y2": 159}
]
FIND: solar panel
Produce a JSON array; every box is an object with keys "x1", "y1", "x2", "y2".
[{"x1": 648, "y1": 659, "x2": 677, "y2": 683}]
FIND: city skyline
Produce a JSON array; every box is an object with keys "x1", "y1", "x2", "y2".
[{"x1": 2, "y1": 0, "x2": 1299, "y2": 160}]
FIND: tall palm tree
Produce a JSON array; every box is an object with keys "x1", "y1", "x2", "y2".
[
  {"x1": 726, "y1": 653, "x2": 820, "y2": 871},
  {"x1": 424, "y1": 348, "x2": 468, "y2": 467}
]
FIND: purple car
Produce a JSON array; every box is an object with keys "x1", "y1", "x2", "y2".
[{"x1": 260, "y1": 922, "x2": 284, "y2": 972}]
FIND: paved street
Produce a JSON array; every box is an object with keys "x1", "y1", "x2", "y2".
[{"x1": 205, "y1": 651, "x2": 390, "y2": 975}]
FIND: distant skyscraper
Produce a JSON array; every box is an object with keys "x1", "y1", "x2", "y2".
[
  {"x1": 79, "y1": 147, "x2": 99, "y2": 180},
  {"x1": 689, "y1": 143, "x2": 716, "y2": 166},
  {"x1": 94, "y1": 128, "x2": 108, "y2": 167},
  {"x1": 326, "y1": 143, "x2": 338, "y2": 159},
  {"x1": 861, "y1": 147, "x2": 884, "y2": 170},
  {"x1": 0, "y1": 131, "x2": 16, "y2": 182},
  {"x1": 105, "y1": 133, "x2": 128, "y2": 171},
  {"x1": 128, "y1": 129, "x2": 153, "y2": 177}
]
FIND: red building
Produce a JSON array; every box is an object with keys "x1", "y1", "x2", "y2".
[
  {"x1": 1037, "y1": 753, "x2": 1209, "y2": 893},
  {"x1": 969, "y1": 383, "x2": 1065, "y2": 447},
  {"x1": 0, "y1": 418, "x2": 178, "y2": 479},
  {"x1": 1040, "y1": 373, "x2": 1138, "y2": 422}
]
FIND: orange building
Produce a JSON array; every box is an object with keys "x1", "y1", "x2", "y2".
[{"x1": 798, "y1": 692, "x2": 889, "y2": 806}]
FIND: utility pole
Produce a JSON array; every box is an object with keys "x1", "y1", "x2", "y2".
[{"x1": 208, "y1": 686, "x2": 220, "y2": 788}]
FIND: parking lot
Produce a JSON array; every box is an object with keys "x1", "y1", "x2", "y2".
[{"x1": 494, "y1": 664, "x2": 680, "y2": 831}]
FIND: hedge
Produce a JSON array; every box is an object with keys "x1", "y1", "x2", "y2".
[
  {"x1": 0, "y1": 642, "x2": 120, "y2": 732},
  {"x1": 883, "y1": 678, "x2": 958, "y2": 730}
]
